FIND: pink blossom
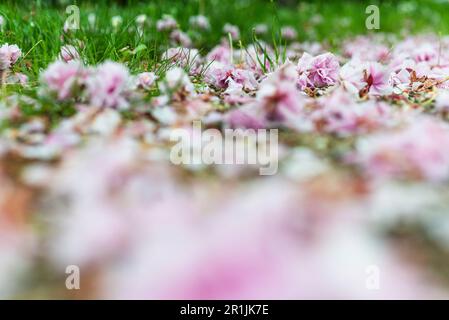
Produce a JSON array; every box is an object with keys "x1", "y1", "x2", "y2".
[
  {"x1": 156, "y1": 15, "x2": 177, "y2": 32},
  {"x1": 87, "y1": 61, "x2": 131, "y2": 109},
  {"x1": 206, "y1": 44, "x2": 231, "y2": 64},
  {"x1": 206, "y1": 62, "x2": 258, "y2": 91},
  {"x1": 339, "y1": 60, "x2": 365, "y2": 94},
  {"x1": 392, "y1": 36, "x2": 443, "y2": 66},
  {"x1": 241, "y1": 45, "x2": 273, "y2": 76},
  {"x1": 189, "y1": 15, "x2": 210, "y2": 30},
  {"x1": 223, "y1": 78, "x2": 252, "y2": 105},
  {"x1": 257, "y1": 62, "x2": 305, "y2": 122},
  {"x1": 312, "y1": 90, "x2": 392, "y2": 135},
  {"x1": 281, "y1": 26, "x2": 297, "y2": 40},
  {"x1": 227, "y1": 105, "x2": 266, "y2": 129},
  {"x1": 60, "y1": 45, "x2": 80, "y2": 62},
  {"x1": 170, "y1": 30, "x2": 192, "y2": 48},
  {"x1": 361, "y1": 62, "x2": 392, "y2": 96},
  {"x1": 159, "y1": 67, "x2": 195, "y2": 96},
  {"x1": 340, "y1": 61, "x2": 391, "y2": 96},
  {"x1": 343, "y1": 36, "x2": 390, "y2": 62},
  {"x1": 162, "y1": 47, "x2": 202, "y2": 74},
  {"x1": 297, "y1": 52, "x2": 340, "y2": 90},
  {"x1": 389, "y1": 68, "x2": 411, "y2": 93},
  {"x1": 0, "y1": 43, "x2": 21, "y2": 70},
  {"x1": 413, "y1": 44, "x2": 438, "y2": 63},
  {"x1": 136, "y1": 72, "x2": 157, "y2": 90},
  {"x1": 41, "y1": 60, "x2": 85, "y2": 100},
  {"x1": 223, "y1": 23, "x2": 240, "y2": 40},
  {"x1": 227, "y1": 62, "x2": 306, "y2": 128}
]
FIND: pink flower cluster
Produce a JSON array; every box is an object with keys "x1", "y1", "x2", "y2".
[
  {"x1": 0, "y1": 43, "x2": 21, "y2": 70},
  {"x1": 41, "y1": 60, "x2": 85, "y2": 100},
  {"x1": 41, "y1": 59, "x2": 136, "y2": 109},
  {"x1": 297, "y1": 52, "x2": 340, "y2": 90},
  {"x1": 3, "y1": 19, "x2": 449, "y2": 300}
]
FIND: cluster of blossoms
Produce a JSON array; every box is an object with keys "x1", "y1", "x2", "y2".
[
  {"x1": 0, "y1": 43, "x2": 21, "y2": 70},
  {"x1": 155, "y1": 14, "x2": 201, "y2": 47},
  {"x1": 39, "y1": 45, "x2": 157, "y2": 110},
  {"x1": 0, "y1": 43, "x2": 26, "y2": 85},
  {"x1": 3, "y1": 15, "x2": 449, "y2": 299}
]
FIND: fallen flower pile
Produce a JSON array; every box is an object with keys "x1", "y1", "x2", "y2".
[{"x1": 3, "y1": 15, "x2": 449, "y2": 299}]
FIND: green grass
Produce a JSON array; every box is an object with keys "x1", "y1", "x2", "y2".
[{"x1": 0, "y1": 0, "x2": 448, "y2": 84}]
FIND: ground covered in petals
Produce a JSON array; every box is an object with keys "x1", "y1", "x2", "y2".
[{"x1": 2, "y1": 0, "x2": 449, "y2": 299}]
